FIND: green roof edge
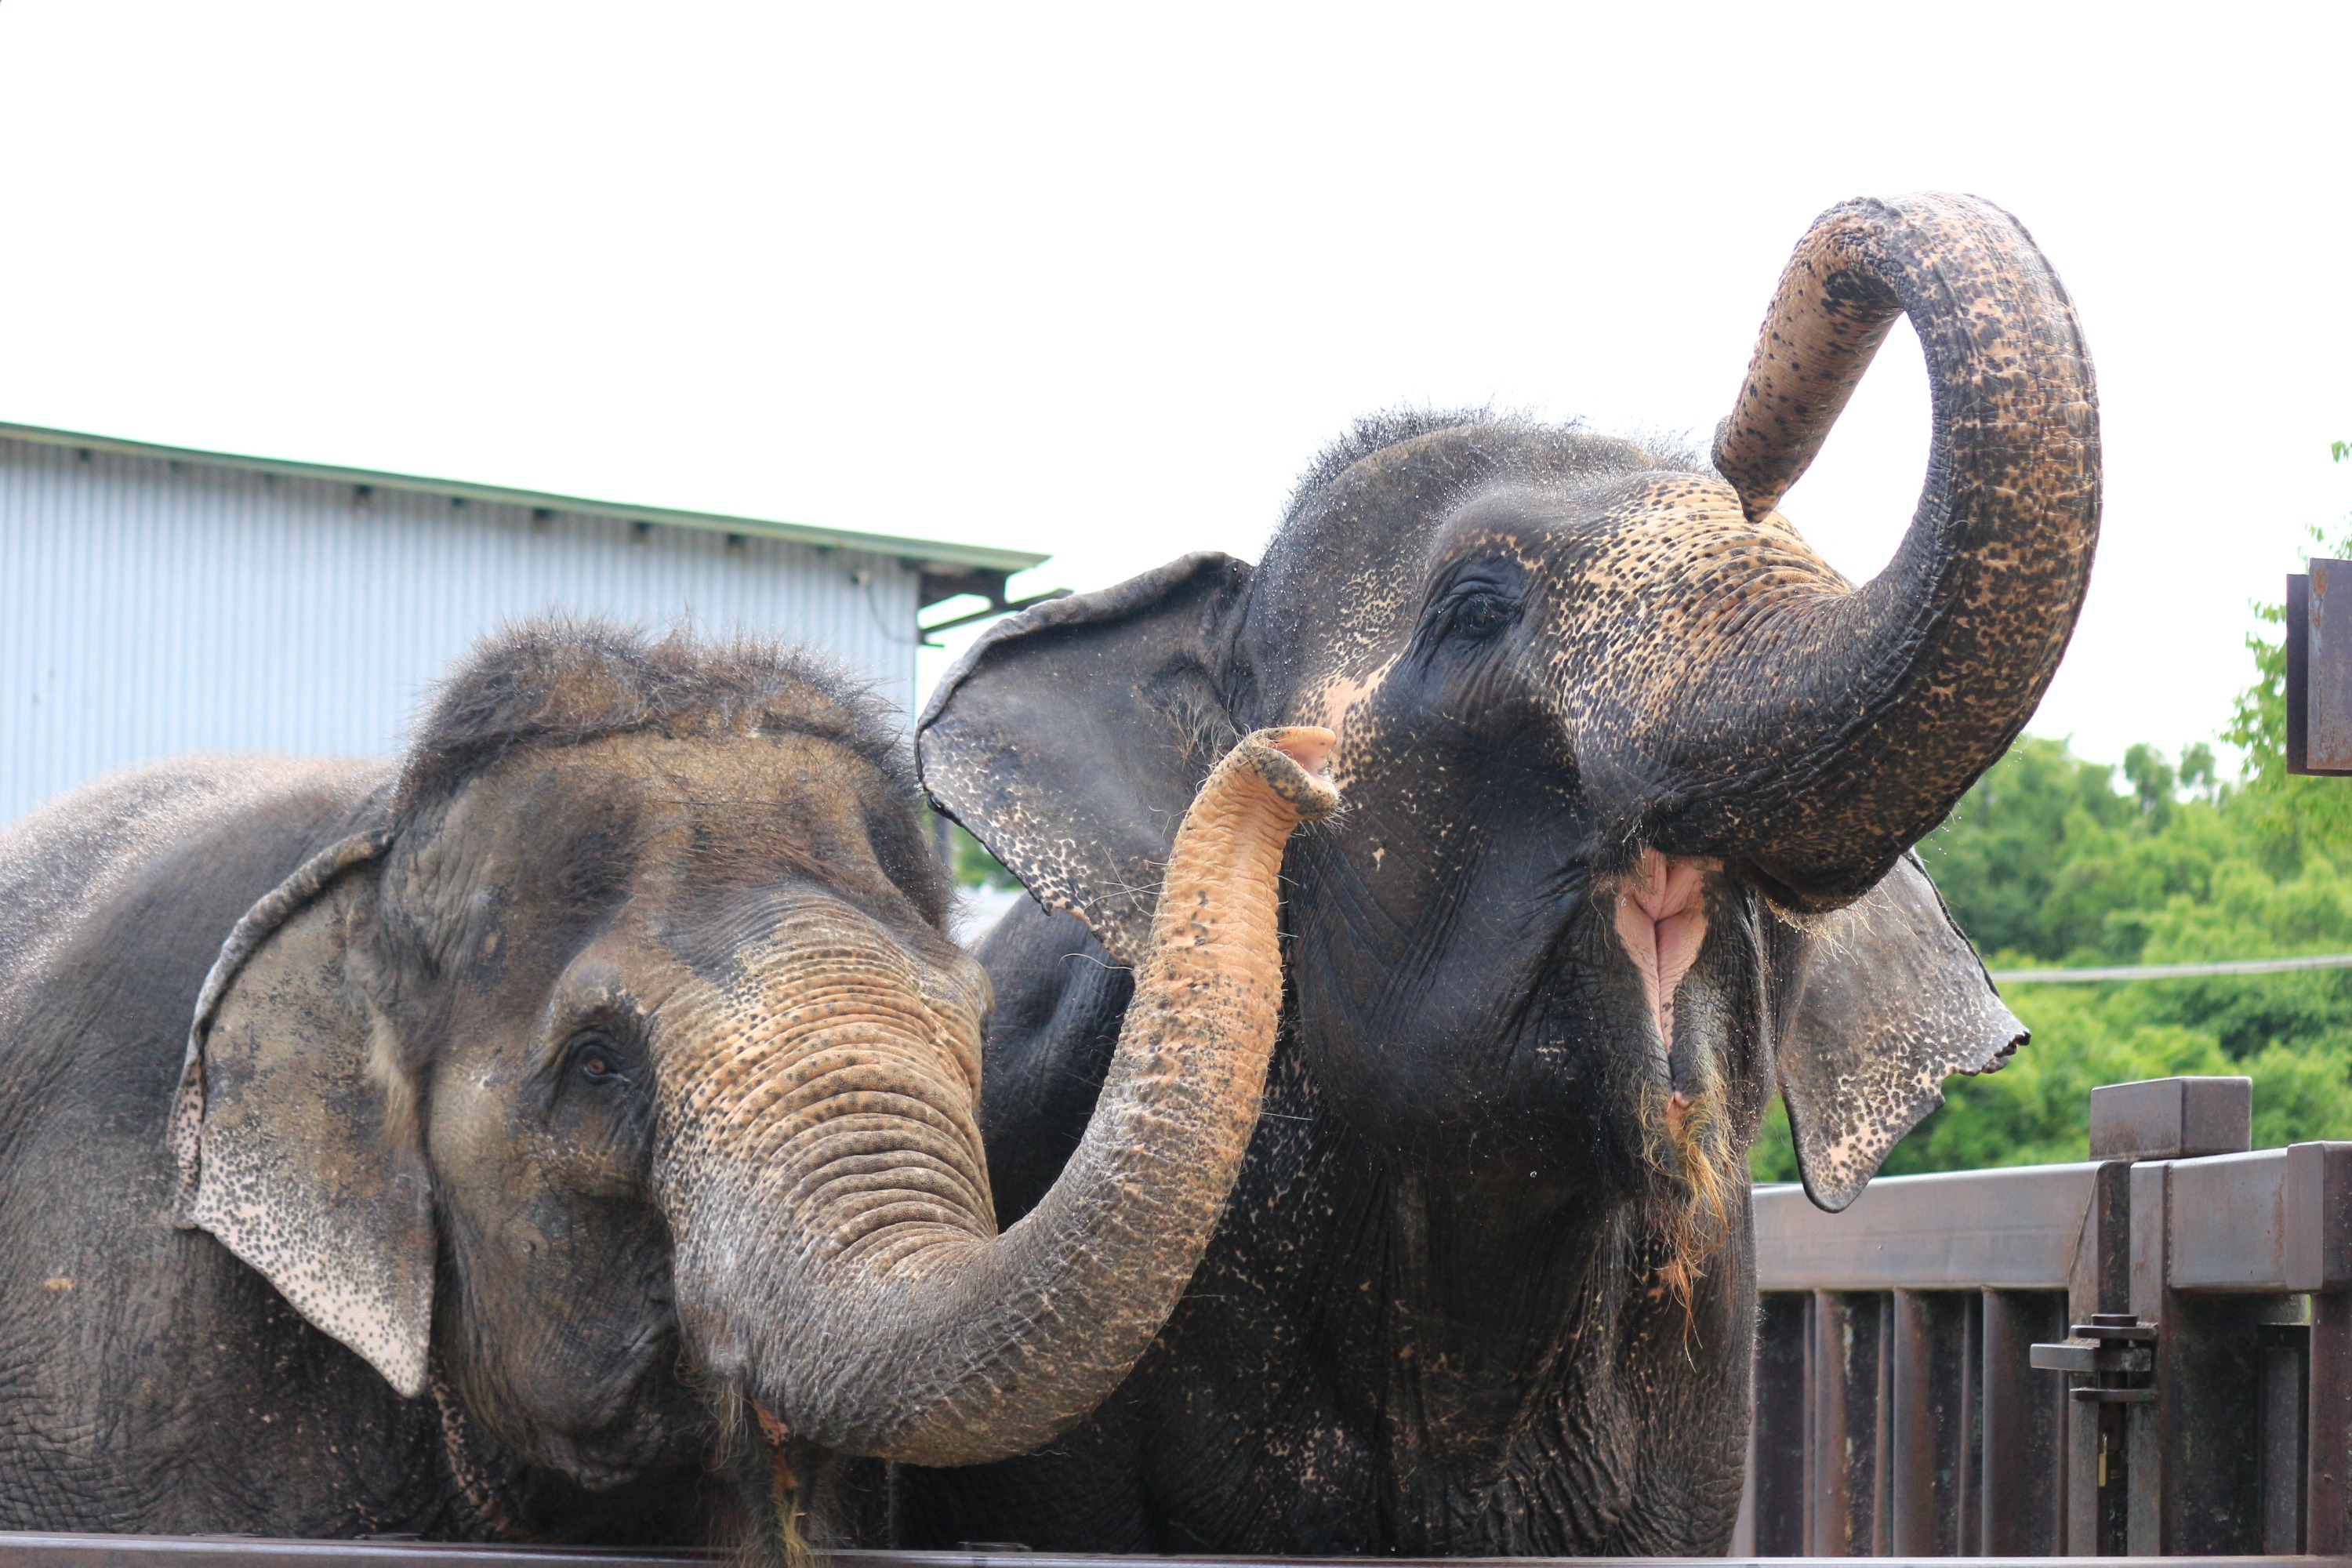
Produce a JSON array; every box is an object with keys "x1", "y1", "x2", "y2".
[{"x1": 0, "y1": 421, "x2": 1051, "y2": 576}]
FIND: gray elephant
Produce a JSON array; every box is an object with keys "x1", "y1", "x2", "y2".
[
  {"x1": 904, "y1": 193, "x2": 2097, "y2": 1552},
  {"x1": 0, "y1": 622, "x2": 1337, "y2": 1543}
]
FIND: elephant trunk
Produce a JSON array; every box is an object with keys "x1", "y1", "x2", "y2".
[
  {"x1": 658, "y1": 728, "x2": 1337, "y2": 1466},
  {"x1": 1665, "y1": 192, "x2": 2099, "y2": 907}
]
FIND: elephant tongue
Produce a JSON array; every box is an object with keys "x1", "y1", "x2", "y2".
[{"x1": 1613, "y1": 849, "x2": 1713, "y2": 1062}]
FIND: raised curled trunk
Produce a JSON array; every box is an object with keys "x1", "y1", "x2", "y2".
[
  {"x1": 1661, "y1": 192, "x2": 2099, "y2": 906},
  {"x1": 659, "y1": 728, "x2": 1336, "y2": 1466}
]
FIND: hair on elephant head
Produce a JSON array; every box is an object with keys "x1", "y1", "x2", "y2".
[
  {"x1": 162, "y1": 621, "x2": 1338, "y2": 1543},
  {"x1": 923, "y1": 191, "x2": 2095, "y2": 1287}
]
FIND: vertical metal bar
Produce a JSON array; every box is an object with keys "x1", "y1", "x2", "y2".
[
  {"x1": 2131, "y1": 1156, "x2": 2285, "y2": 1554},
  {"x1": 2126, "y1": 1160, "x2": 2168, "y2": 1555},
  {"x1": 2067, "y1": 1159, "x2": 2132, "y2": 1555},
  {"x1": 1806, "y1": 1288, "x2": 1825, "y2": 1561},
  {"x1": 2263, "y1": 1322, "x2": 2311, "y2": 1552},
  {"x1": 2313, "y1": 1290, "x2": 2352, "y2": 1554},
  {"x1": 1890, "y1": 1289, "x2": 1931, "y2": 1555},
  {"x1": 1807, "y1": 1290, "x2": 1842, "y2": 1557},
  {"x1": 1809, "y1": 1290, "x2": 1882, "y2": 1555},
  {"x1": 2297, "y1": 1142, "x2": 2352, "y2": 1554},
  {"x1": 1751, "y1": 1293, "x2": 1809, "y2": 1555},
  {"x1": 1873, "y1": 1292, "x2": 1895, "y2": 1555},
  {"x1": 1891, "y1": 1290, "x2": 1969, "y2": 1555},
  {"x1": 1958, "y1": 1290, "x2": 1983, "y2": 1557},
  {"x1": 1982, "y1": 1288, "x2": 2068, "y2": 1553}
]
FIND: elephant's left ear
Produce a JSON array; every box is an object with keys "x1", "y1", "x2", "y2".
[
  {"x1": 1766, "y1": 851, "x2": 2025, "y2": 1212},
  {"x1": 168, "y1": 830, "x2": 436, "y2": 1398}
]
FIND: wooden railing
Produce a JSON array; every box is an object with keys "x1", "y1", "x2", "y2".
[{"x1": 1736, "y1": 1076, "x2": 2352, "y2": 1558}]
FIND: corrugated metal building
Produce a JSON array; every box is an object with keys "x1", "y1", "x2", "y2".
[{"x1": 0, "y1": 423, "x2": 1046, "y2": 826}]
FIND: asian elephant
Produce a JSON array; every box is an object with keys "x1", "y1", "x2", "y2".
[
  {"x1": 906, "y1": 193, "x2": 2099, "y2": 1552},
  {"x1": 0, "y1": 623, "x2": 1337, "y2": 1544}
]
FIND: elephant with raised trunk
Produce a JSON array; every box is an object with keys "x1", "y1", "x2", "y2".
[
  {"x1": 908, "y1": 192, "x2": 2099, "y2": 1552},
  {"x1": 0, "y1": 623, "x2": 1336, "y2": 1544}
]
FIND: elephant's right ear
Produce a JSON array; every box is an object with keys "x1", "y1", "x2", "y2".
[
  {"x1": 168, "y1": 830, "x2": 436, "y2": 1399},
  {"x1": 1765, "y1": 851, "x2": 2026, "y2": 1213},
  {"x1": 919, "y1": 553, "x2": 1253, "y2": 967}
]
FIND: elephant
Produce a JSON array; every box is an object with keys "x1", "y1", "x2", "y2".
[
  {"x1": 0, "y1": 622, "x2": 1338, "y2": 1545},
  {"x1": 905, "y1": 192, "x2": 2099, "y2": 1553}
]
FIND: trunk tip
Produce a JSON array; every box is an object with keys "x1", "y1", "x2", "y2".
[{"x1": 1262, "y1": 725, "x2": 1336, "y2": 775}]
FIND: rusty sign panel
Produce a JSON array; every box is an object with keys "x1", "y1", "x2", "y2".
[{"x1": 2289, "y1": 560, "x2": 2352, "y2": 775}]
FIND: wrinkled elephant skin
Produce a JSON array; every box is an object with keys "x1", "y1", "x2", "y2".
[
  {"x1": 0, "y1": 625, "x2": 1335, "y2": 1547},
  {"x1": 910, "y1": 193, "x2": 2096, "y2": 1554}
]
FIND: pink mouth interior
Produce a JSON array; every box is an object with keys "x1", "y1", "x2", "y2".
[{"x1": 1613, "y1": 848, "x2": 1712, "y2": 1063}]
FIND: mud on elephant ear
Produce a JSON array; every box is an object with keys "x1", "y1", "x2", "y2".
[
  {"x1": 1763, "y1": 855, "x2": 2024, "y2": 1212},
  {"x1": 917, "y1": 551, "x2": 1255, "y2": 969},
  {"x1": 167, "y1": 824, "x2": 433, "y2": 1396}
]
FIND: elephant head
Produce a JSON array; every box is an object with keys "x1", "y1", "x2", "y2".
[
  {"x1": 920, "y1": 193, "x2": 2097, "y2": 1244},
  {"x1": 167, "y1": 624, "x2": 1338, "y2": 1523}
]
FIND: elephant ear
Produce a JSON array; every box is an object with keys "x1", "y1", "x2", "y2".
[
  {"x1": 168, "y1": 830, "x2": 435, "y2": 1398},
  {"x1": 1766, "y1": 851, "x2": 2024, "y2": 1212},
  {"x1": 918, "y1": 553, "x2": 1253, "y2": 967}
]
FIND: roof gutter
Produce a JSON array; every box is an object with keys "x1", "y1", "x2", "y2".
[{"x1": 0, "y1": 421, "x2": 1050, "y2": 580}]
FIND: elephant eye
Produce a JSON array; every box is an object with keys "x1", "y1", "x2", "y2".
[
  {"x1": 1446, "y1": 587, "x2": 1519, "y2": 641},
  {"x1": 569, "y1": 1033, "x2": 626, "y2": 1085}
]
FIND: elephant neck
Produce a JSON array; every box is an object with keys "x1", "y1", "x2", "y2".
[{"x1": 1233, "y1": 1038, "x2": 1744, "y2": 1552}]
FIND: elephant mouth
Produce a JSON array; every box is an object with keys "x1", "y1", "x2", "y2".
[
  {"x1": 1610, "y1": 850, "x2": 1737, "y2": 1304},
  {"x1": 1610, "y1": 849, "x2": 1715, "y2": 1060},
  {"x1": 492, "y1": 1312, "x2": 714, "y2": 1493}
]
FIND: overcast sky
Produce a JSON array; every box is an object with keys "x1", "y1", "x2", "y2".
[{"x1": 2, "y1": 4, "x2": 2346, "y2": 768}]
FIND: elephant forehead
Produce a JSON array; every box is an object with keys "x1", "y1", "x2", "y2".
[
  {"x1": 417, "y1": 733, "x2": 919, "y2": 927},
  {"x1": 1285, "y1": 474, "x2": 1848, "y2": 740}
]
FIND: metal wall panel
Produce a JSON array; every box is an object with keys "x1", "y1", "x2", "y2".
[{"x1": 0, "y1": 436, "x2": 922, "y2": 826}]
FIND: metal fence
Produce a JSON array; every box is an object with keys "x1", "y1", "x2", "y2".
[
  {"x1": 0, "y1": 1538, "x2": 2328, "y2": 1568},
  {"x1": 0, "y1": 1078, "x2": 2339, "y2": 1567},
  {"x1": 1734, "y1": 1076, "x2": 2352, "y2": 1558}
]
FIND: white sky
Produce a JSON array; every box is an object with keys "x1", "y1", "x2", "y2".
[{"x1": 2, "y1": 3, "x2": 2346, "y2": 768}]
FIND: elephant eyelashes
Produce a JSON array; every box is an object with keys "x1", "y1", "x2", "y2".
[
  {"x1": 1447, "y1": 591, "x2": 1518, "y2": 641},
  {"x1": 1423, "y1": 567, "x2": 1526, "y2": 652}
]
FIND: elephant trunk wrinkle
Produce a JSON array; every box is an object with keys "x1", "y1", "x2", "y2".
[{"x1": 673, "y1": 731, "x2": 1338, "y2": 1468}]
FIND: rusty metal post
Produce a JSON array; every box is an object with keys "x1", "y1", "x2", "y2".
[
  {"x1": 2065, "y1": 1158, "x2": 2133, "y2": 1555},
  {"x1": 2313, "y1": 1292, "x2": 2352, "y2": 1554},
  {"x1": 2288, "y1": 560, "x2": 2352, "y2": 775},
  {"x1": 2294, "y1": 1142, "x2": 2352, "y2": 1552},
  {"x1": 2125, "y1": 1159, "x2": 2167, "y2": 1555},
  {"x1": 1873, "y1": 1291, "x2": 1896, "y2": 1555},
  {"x1": 2261, "y1": 1321, "x2": 2310, "y2": 1553},
  {"x1": 2129, "y1": 1157, "x2": 2281, "y2": 1554},
  {"x1": 1808, "y1": 1290, "x2": 1886, "y2": 1555},
  {"x1": 1891, "y1": 1290, "x2": 1972, "y2": 1554},
  {"x1": 1750, "y1": 1293, "x2": 1809, "y2": 1555},
  {"x1": 1982, "y1": 1288, "x2": 2067, "y2": 1553}
]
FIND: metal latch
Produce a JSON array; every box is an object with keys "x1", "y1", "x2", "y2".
[{"x1": 2031, "y1": 1312, "x2": 2156, "y2": 1403}]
